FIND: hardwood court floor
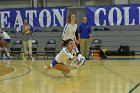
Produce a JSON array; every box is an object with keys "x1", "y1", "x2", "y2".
[{"x1": 0, "y1": 57, "x2": 140, "y2": 93}]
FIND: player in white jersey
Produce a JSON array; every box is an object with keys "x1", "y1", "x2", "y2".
[
  {"x1": 62, "y1": 23, "x2": 77, "y2": 41},
  {"x1": 0, "y1": 29, "x2": 11, "y2": 59},
  {"x1": 62, "y1": 14, "x2": 79, "y2": 44},
  {"x1": 44, "y1": 39, "x2": 85, "y2": 78}
]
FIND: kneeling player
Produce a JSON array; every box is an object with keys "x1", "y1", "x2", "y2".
[{"x1": 44, "y1": 39, "x2": 86, "y2": 78}]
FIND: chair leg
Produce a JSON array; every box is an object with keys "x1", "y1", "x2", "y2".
[
  {"x1": 44, "y1": 55, "x2": 45, "y2": 60},
  {"x1": 47, "y1": 55, "x2": 48, "y2": 59},
  {"x1": 36, "y1": 56, "x2": 38, "y2": 60}
]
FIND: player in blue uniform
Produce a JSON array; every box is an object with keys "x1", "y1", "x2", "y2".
[{"x1": 44, "y1": 39, "x2": 86, "y2": 78}]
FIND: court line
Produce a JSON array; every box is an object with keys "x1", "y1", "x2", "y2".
[
  {"x1": 0, "y1": 64, "x2": 31, "y2": 81},
  {"x1": 103, "y1": 66, "x2": 134, "y2": 84},
  {"x1": 101, "y1": 60, "x2": 140, "y2": 93},
  {"x1": 128, "y1": 82, "x2": 140, "y2": 93},
  {"x1": 105, "y1": 58, "x2": 140, "y2": 60},
  {"x1": 0, "y1": 65, "x2": 16, "y2": 78}
]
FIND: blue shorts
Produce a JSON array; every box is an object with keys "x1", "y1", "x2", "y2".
[
  {"x1": 52, "y1": 58, "x2": 58, "y2": 67},
  {"x1": 4, "y1": 39, "x2": 11, "y2": 43}
]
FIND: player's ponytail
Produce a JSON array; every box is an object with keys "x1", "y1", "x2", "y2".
[{"x1": 63, "y1": 39, "x2": 73, "y2": 47}]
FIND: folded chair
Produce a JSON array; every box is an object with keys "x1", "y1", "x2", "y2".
[
  {"x1": 44, "y1": 39, "x2": 56, "y2": 59},
  {"x1": 32, "y1": 40, "x2": 39, "y2": 59},
  {"x1": 10, "y1": 39, "x2": 22, "y2": 59}
]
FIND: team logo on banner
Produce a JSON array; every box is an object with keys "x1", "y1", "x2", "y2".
[
  {"x1": 86, "y1": 5, "x2": 140, "y2": 26},
  {"x1": 0, "y1": 7, "x2": 67, "y2": 28}
]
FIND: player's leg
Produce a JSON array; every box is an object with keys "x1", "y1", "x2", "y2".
[
  {"x1": 44, "y1": 58, "x2": 71, "y2": 77},
  {"x1": 80, "y1": 39, "x2": 85, "y2": 56},
  {"x1": 2, "y1": 47, "x2": 10, "y2": 59},
  {"x1": 23, "y1": 41, "x2": 29, "y2": 60},
  {"x1": 85, "y1": 39, "x2": 90, "y2": 59},
  {"x1": 3, "y1": 39, "x2": 11, "y2": 59},
  {"x1": 28, "y1": 40, "x2": 34, "y2": 60},
  {"x1": 54, "y1": 64, "x2": 71, "y2": 78},
  {"x1": 44, "y1": 63, "x2": 53, "y2": 70},
  {"x1": 0, "y1": 40, "x2": 9, "y2": 59},
  {"x1": 0, "y1": 47, "x2": 3, "y2": 59},
  {"x1": 54, "y1": 64, "x2": 70, "y2": 73},
  {"x1": 44, "y1": 58, "x2": 57, "y2": 70}
]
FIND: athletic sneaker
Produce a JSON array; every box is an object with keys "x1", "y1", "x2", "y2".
[
  {"x1": 31, "y1": 58, "x2": 35, "y2": 61},
  {"x1": 62, "y1": 72, "x2": 71, "y2": 78},
  {"x1": 24, "y1": 58, "x2": 28, "y2": 60},
  {"x1": 7, "y1": 57, "x2": 11, "y2": 60},
  {"x1": 44, "y1": 65, "x2": 48, "y2": 70}
]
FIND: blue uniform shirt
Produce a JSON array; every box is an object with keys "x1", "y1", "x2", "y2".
[{"x1": 78, "y1": 23, "x2": 91, "y2": 39}]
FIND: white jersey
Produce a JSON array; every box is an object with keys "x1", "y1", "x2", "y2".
[
  {"x1": 62, "y1": 23, "x2": 77, "y2": 41},
  {"x1": 55, "y1": 47, "x2": 77, "y2": 63},
  {"x1": 2, "y1": 31, "x2": 11, "y2": 39}
]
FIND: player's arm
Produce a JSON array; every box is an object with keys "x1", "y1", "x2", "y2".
[
  {"x1": 74, "y1": 25, "x2": 79, "y2": 44},
  {"x1": 89, "y1": 26, "x2": 93, "y2": 41},
  {"x1": 25, "y1": 25, "x2": 33, "y2": 34},
  {"x1": 28, "y1": 25, "x2": 33, "y2": 34},
  {"x1": 22, "y1": 27, "x2": 27, "y2": 34},
  {"x1": 62, "y1": 24, "x2": 69, "y2": 40},
  {"x1": 72, "y1": 48, "x2": 85, "y2": 59},
  {"x1": 78, "y1": 24, "x2": 81, "y2": 41},
  {"x1": 64, "y1": 48, "x2": 77, "y2": 62},
  {"x1": 22, "y1": 26, "x2": 29, "y2": 34}
]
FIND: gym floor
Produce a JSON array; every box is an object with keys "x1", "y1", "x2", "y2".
[{"x1": 0, "y1": 56, "x2": 140, "y2": 93}]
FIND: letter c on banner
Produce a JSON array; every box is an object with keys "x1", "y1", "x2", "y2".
[{"x1": 94, "y1": 8, "x2": 106, "y2": 26}]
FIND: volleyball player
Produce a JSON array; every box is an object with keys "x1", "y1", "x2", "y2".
[
  {"x1": 21, "y1": 19, "x2": 34, "y2": 60},
  {"x1": 44, "y1": 39, "x2": 85, "y2": 78},
  {"x1": 0, "y1": 28, "x2": 11, "y2": 59}
]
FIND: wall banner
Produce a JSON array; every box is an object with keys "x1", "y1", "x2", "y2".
[
  {"x1": 0, "y1": 7, "x2": 67, "y2": 28},
  {"x1": 86, "y1": 5, "x2": 140, "y2": 26}
]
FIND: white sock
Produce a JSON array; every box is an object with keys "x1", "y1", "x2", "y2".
[
  {"x1": 2, "y1": 53, "x2": 6, "y2": 59},
  {"x1": 50, "y1": 64, "x2": 53, "y2": 69}
]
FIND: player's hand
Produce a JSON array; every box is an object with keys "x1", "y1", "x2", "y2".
[
  {"x1": 78, "y1": 54, "x2": 85, "y2": 59},
  {"x1": 90, "y1": 37, "x2": 93, "y2": 42},
  {"x1": 25, "y1": 31, "x2": 31, "y2": 34}
]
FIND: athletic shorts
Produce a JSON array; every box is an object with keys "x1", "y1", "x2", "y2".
[
  {"x1": 4, "y1": 39, "x2": 11, "y2": 43},
  {"x1": 52, "y1": 58, "x2": 63, "y2": 67},
  {"x1": 52, "y1": 58, "x2": 58, "y2": 67}
]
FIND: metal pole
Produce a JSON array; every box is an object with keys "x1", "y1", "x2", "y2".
[
  {"x1": 78, "y1": 0, "x2": 81, "y2": 6},
  {"x1": 43, "y1": 0, "x2": 46, "y2": 7}
]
